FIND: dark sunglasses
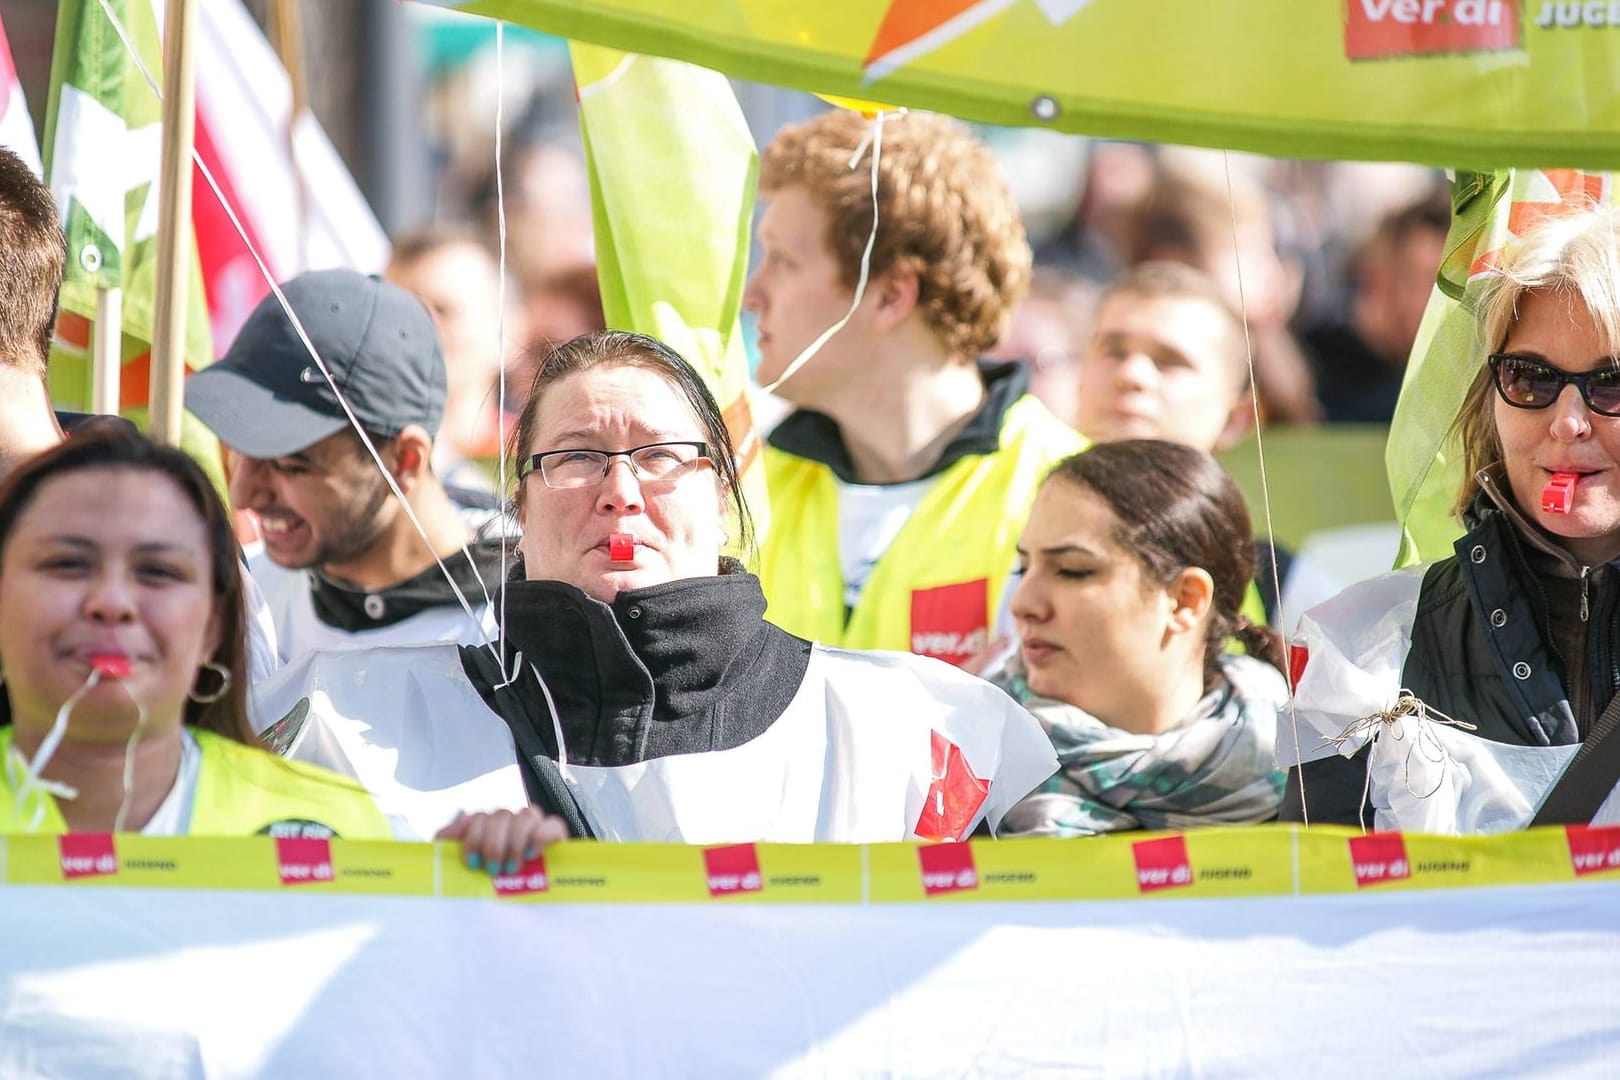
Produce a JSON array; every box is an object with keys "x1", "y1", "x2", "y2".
[{"x1": 1488, "y1": 353, "x2": 1620, "y2": 418}]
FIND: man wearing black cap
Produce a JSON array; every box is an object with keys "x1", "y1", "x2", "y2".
[{"x1": 187, "y1": 269, "x2": 503, "y2": 664}]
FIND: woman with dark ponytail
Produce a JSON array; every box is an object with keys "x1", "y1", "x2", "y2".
[{"x1": 993, "y1": 439, "x2": 1290, "y2": 835}]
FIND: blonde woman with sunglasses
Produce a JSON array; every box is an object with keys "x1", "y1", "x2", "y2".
[{"x1": 1283, "y1": 206, "x2": 1620, "y2": 832}]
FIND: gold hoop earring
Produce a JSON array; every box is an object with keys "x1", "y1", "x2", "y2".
[{"x1": 189, "y1": 662, "x2": 232, "y2": 704}]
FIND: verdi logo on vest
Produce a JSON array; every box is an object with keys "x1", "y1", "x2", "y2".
[
  {"x1": 59, "y1": 834, "x2": 119, "y2": 880},
  {"x1": 1131, "y1": 834, "x2": 1194, "y2": 893},
  {"x1": 1345, "y1": 0, "x2": 1520, "y2": 59},
  {"x1": 1348, "y1": 833, "x2": 1412, "y2": 887},
  {"x1": 704, "y1": 844, "x2": 764, "y2": 897},
  {"x1": 917, "y1": 840, "x2": 979, "y2": 896},
  {"x1": 909, "y1": 579, "x2": 989, "y2": 667}
]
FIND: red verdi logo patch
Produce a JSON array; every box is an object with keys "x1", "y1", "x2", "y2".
[
  {"x1": 276, "y1": 836, "x2": 334, "y2": 886},
  {"x1": 1348, "y1": 833, "x2": 1412, "y2": 887},
  {"x1": 917, "y1": 841, "x2": 979, "y2": 897},
  {"x1": 913, "y1": 731, "x2": 991, "y2": 841},
  {"x1": 1345, "y1": 0, "x2": 1520, "y2": 59},
  {"x1": 704, "y1": 844, "x2": 763, "y2": 897},
  {"x1": 1566, "y1": 825, "x2": 1620, "y2": 876},
  {"x1": 59, "y1": 833, "x2": 118, "y2": 880},
  {"x1": 1132, "y1": 835, "x2": 1194, "y2": 893},
  {"x1": 493, "y1": 855, "x2": 551, "y2": 897},
  {"x1": 909, "y1": 579, "x2": 989, "y2": 667}
]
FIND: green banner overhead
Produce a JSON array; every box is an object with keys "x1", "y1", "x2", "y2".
[{"x1": 431, "y1": 0, "x2": 1620, "y2": 168}]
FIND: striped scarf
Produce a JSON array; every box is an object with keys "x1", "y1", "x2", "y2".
[{"x1": 993, "y1": 653, "x2": 1288, "y2": 837}]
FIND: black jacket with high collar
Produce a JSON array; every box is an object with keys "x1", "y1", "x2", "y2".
[
  {"x1": 1283, "y1": 480, "x2": 1620, "y2": 825},
  {"x1": 461, "y1": 566, "x2": 812, "y2": 835}
]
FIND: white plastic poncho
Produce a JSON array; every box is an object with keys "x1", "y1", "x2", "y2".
[
  {"x1": 252, "y1": 642, "x2": 1058, "y2": 844},
  {"x1": 1284, "y1": 566, "x2": 1620, "y2": 833}
]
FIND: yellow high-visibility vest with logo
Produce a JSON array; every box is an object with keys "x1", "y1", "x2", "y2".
[
  {"x1": 0, "y1": 727, "x2": 392, "y2": 838},
  {"x1": 760, "y1": 395, "x2": 1085, "y2": 665}
]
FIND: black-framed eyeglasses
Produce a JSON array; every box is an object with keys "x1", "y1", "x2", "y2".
[
  {"x1": 518, "y1": 441, "x2": 712, "y2": 489},
  {"x1": 1488, "y1": 353, "x2": 1620, "y2": 418}
]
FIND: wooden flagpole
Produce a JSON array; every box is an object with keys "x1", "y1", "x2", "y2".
[{"x1": 147, "y1": 0, "x2": 198, "y2": 447}]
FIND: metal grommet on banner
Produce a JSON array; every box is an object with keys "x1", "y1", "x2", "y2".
[
  {"x1": 1030, "y1": 95, "x2": 1060, "y2": 122},
  {"x1": 79, "y1": 244, "x2": 102, "y2": 273}
]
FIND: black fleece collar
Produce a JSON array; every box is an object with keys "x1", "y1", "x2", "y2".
[
  {"x1": 309, "y1": 539, "x2": 507, "y2": 630},
  {"x1": 1473, "y1": 468, "x2": 1620, "y2": 576},
  {"x1": 463, "y1": 565, "x2": 812, "y2": 768},
  {"x1": 767, "y1": 360, "x2": 1030, "y2": 484}
]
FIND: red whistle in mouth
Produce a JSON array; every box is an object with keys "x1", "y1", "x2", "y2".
[
  {"x1": 609, "y1": 532, "x2": 635, "y2": 562},
  {"x1": 1542, "y1": 471, "x2": 1578, "y2": 515},
  {"x1": 88, "y1": 653, "x2": 131, "y2": 679}
]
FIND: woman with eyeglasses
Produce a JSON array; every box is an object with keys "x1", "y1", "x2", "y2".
[
  {"x1": 1283, "y1": 206, "x2": 1620, "y2": 831},
  {"x1": 255, "y1": 330, "x2": 1055, "y2": 852}
]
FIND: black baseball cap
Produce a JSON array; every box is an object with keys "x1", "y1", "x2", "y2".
[{"x1": 186, "y1": 269, "x2": 447, "y2": 459}]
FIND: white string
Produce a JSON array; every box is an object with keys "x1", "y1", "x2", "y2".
[
  {"x1": 758, "y1": 110, "x2": 894, "y2": 396},
  {"x1": 94, "y1": 0, "x2": 502, "y2": 664},
  {"x1": 493, "y1": 21, "x2": 515, "y2": 681},
  {"x1": 1322, "y1": 691, "x2": 1477, "y2": 833},
  {"x1": 1221, "y1": 151, "x2": 1305, "y2": 826},
  {"x1": 13, "y1": 669, "x2": 100, "y2": 828},
  {"x1": 112, "y1": 689, "x2": 151, "y2": 834},
  {"x1": 536, "y1": 660, "x2": 569, "y2": 780}
]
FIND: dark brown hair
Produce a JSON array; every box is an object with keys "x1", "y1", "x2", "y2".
[
  {"x1": 1045, "y1": 440, "x2": 1285, "y2": 681},
  {"x1": 510, "y1": 330, "x2": 754, "y2": 556},
  {"x1": 0, "y1": 431, "x2": 253, "y2": 739},
  {"x1": 0, "y1": 147, "x2": 67, "y2": 377}
]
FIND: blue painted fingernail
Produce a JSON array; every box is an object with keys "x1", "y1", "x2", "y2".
[
  {"x1": 523, "y1": 848, "x2": 538, "y2": 862},
  {"x1": 486, "y1": 860, "x2": 500, "y2": 877},
  {"x1": 504, "y1": 860, "x2": 519, "y2": 875},
  {"x1": 465, "y1": 853, "x2": 481, "y2": 870}
]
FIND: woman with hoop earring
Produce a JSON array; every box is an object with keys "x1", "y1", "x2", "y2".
[{"x1": 0, "y1": 431, "x2": 391, "y2": 839}]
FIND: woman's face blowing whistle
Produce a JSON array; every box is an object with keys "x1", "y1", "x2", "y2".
[
  {"x1": 1494, "y1": 289, "x2": 1620, "y2": 564},
  {"x1": 0, "y1": 467, "x2": 222, "y2": 741},
  {"x1": 517, "y1": 364, "x2": 730, "y2": 603}
]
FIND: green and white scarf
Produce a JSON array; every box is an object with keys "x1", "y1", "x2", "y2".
[{"x1": 993, "y1": 653, "x2": 1288, "y2": 837}]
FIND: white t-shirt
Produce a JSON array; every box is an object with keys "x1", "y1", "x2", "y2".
[
  {"x1": 245, "y1": 547, "x2": 499, "y2": 667},
  {"x1": 141, "y1": 729, "x2": 201, "y2": 835},
  {"x1": 836, "y1": 478, "x2": 932, "y2": 610}
]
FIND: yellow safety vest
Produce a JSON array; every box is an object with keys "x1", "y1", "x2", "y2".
[
  {"x1": 0, "y1": 727, "x2": 391, "y2": 838},
  {"x1": 760, "y1": 395, "x2": 1084, "y2": 665}
]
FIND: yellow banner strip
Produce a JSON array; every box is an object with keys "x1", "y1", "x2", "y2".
[{"x1": 6, "y1": 824, "x2": 1620, "y2": 903}]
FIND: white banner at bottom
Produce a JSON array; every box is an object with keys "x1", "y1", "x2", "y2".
[{"x1": 2, "y1": 880, "x2": 1617, "y2": 1078}]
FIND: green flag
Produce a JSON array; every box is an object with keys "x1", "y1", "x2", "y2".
[
  {"x1": 571, "y1": 43, "x2": 767, "y2": 544},
  {"x1": 42, "y1": 0, "x2": 220, "y2": 480}
]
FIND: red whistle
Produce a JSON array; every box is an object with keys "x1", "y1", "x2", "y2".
[
  {"x1": 1542, "y1": 471, "x2": 1578, "y2": 515},
  {"x1": 609, "y1": 532, "x2": 635, "y2": 562},
  {"x1": 88, "y1": 653, "x2": 131, "y2": 679}
]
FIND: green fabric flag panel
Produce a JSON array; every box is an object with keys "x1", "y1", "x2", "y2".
[
  {"x1": 572, "y1": 43, "x2": 769, "y2": 546},
  {"x1": 441, "y1": 1, "x2": 1620, "y2": 168},
  {"x1": 42, "y1": 0, "x2": 220, "y2": 482}
]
